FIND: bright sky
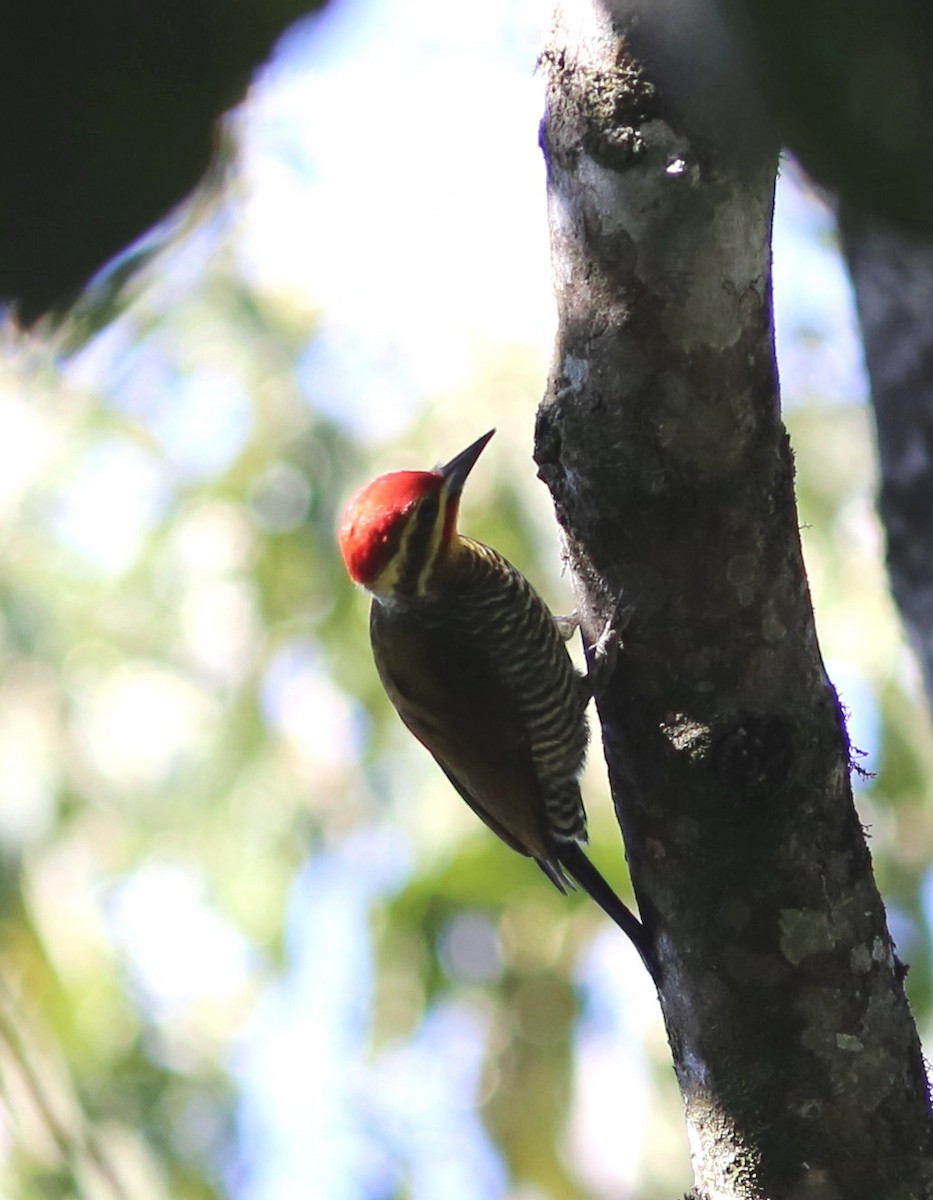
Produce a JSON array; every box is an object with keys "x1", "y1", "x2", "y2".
[{"x1": 237, "y1": 0, "x2": 554, "y2": 442}]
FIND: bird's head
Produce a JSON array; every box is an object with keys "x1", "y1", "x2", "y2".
[{"x1": 338, "y1": 429, "x2": 494, "y2": 601}]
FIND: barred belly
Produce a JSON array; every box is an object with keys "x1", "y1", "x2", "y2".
[{"x1": 450, "y1": 539, "x2": 590, "y2": 844}]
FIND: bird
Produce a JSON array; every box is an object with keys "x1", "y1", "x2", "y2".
[{"x1": 338, "y1": 429, "x2": 653, "y2": 972}]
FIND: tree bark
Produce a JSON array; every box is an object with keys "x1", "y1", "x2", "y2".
[{"x1": 536, "y1": 2, "x2": 933, "y2": 1196}]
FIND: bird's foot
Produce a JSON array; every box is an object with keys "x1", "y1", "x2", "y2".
[{"x1": 586, "y1": 597, "x2": 636, "y2": 697}]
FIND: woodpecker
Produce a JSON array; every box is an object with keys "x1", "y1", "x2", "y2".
[{"x1": 338, "y1": 430, "x2": 652, "y2": 970}]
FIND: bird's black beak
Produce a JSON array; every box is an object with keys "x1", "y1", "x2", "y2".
[{"x1": 439, "y1": 429, "x2": 495, "y2": 495}]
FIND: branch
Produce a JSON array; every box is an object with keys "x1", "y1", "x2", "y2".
[
  {"x1": 1, "y1": 0, "x2": 326, "y2": 324},
  {"x1": 840, "y1": 208, "x2": 933, "y2": 710},
  {"x1": 537, "y1": 1, "x2": 933, "y2": 1195}
]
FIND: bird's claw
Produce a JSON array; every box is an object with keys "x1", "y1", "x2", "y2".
[{"x1": 586, "y1": 596, "x2": 636, "y2": 697}]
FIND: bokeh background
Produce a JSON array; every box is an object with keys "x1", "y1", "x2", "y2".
[{"x1": 2, "y1": 0, "x2": 932, "y2": 1197}]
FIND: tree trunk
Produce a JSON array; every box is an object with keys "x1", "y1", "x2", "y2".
[{"x1": 536, "y1": 2, "x2": 933, "y2": 1196}]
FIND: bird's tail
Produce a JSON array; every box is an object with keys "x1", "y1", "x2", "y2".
[{"x1": 555, "y1": 841, "x2": 657, "y2": 979}]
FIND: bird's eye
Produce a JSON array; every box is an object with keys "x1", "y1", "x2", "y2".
[{"x1": 419, "y1": 495, "x2": 439, "y2": 521}]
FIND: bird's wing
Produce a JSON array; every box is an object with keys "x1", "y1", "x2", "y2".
[{"x1": 371, "y1": 603, "x2": 551, "y2": 860}]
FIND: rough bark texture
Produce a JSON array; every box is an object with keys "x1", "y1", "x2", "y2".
[
  {"x1": 840, "y1": 209, "x2": 933, "y2": 711},
  {"x1": 537, "y1": 3, "x2": 933, "y2": 1197}
]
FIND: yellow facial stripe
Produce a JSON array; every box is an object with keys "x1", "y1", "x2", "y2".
[
  {"x1": 369, "y1": 484, "x2": 454, "y2": 599},
  {"x1": 369, "y1": 517, "x2": 415, "y2": 597},
  {"x1": 412, "y1": 489, "x2": 453, "y2": 595}
]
